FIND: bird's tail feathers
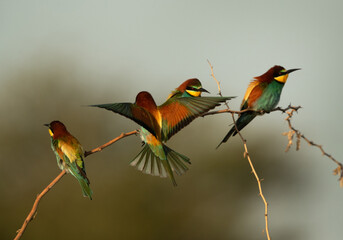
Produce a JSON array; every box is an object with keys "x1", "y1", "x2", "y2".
[
  {"x1": 77, "y1": 177, "x2": 93, "y2": 200},
  {"x1": 67, "y1": 163, "x2": 93, "y2": 200},
  {"x1": 130, "y1": 143, "x2": 191, "y2": 186},
  {"x1": 217, "y1": 112, "x2": 257, "y2": 148},
  {"x1": 163, "y1": 144, "x2": 191, "y2": 175}
]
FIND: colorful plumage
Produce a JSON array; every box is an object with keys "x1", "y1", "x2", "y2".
[
  {"x1": 217, "y1": 65, "x2": 300, "y2": 148},
  {"x1": 45, "y1": 121, "x2": 92, "y2": 199},
  {"x1": 130, "y1": 127, "x2": 191, "y2": 186},
  {"x1": 91, "y1": 78, "x2": 234, "y2": 185}
]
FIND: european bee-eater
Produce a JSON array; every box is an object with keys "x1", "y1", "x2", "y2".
[
  {"x1": 91, "y1": 78, "x2": 234, "y2": 185},
  {"x1": 45, "y1": 121, "x2": 93, "y2": 199},
  {"x1": 131, "y1": 79, "x2": 233, "y2": 185},
  {"x1": 217, "y1": 65, "x2": 300, "y2": 148}
]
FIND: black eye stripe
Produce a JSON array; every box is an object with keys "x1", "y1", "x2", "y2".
[
  {"x1": 186, "y1": 86, "x2": 197, "y2": 91},
  {"x1": 275, "y1": 71, "x2": 285, "y2": 77}
]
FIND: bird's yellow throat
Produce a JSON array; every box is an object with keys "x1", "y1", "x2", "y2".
[
  {"x1": 48, "y1": 129, "x2": 54, "y2": 137},
  {"x1": 186, "y1": 89, "x2": 201, "y2": 97},
  {"x1": 274, "y1": 74, "x2": 289, "y2": 83}
]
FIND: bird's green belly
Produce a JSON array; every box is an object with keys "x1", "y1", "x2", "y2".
[{"x1": 140, "y1": 127, "x2": 166, "y2": 160}]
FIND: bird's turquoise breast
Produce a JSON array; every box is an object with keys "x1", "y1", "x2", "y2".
[{"x1": 255, "y1": 80, "x2": 284, "y2": 111}]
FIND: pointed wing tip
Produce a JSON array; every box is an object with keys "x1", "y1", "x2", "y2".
[
  {"x1": 224, "y1": 96, "x2": 237, "y2": 101},
  {"x1": 80, "y1": 104, "x2": 93, "y2": 108},
  {"x1": 87, "y1": 103, "x2": 116, "y2": 108},
  {"x1": 88, "y1": 104, "x2": 102, "y2": 108}
]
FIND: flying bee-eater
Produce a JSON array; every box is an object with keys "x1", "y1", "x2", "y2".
[
  {"x1": 131, "y1": 78, "x2": 233, "y2": 185},
  {"x1": 91, "y1": 78, "x2": 234, "y2": 185},
  {"x1": 217, "y1": 65, "x2": 300, "y2": 148},
  {"x1": 45, "y1": 121, "x2": 93, "y2": 199}
]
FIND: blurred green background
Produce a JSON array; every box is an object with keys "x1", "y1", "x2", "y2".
[{"x1": 1, "y1": 0, "x2": 342, "y2": 239}]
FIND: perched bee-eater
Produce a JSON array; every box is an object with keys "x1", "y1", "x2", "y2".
[
  {"x1": 217, "y1": 65, "x2": 300, "y2": 148},
  {"x1": 91, "y1": 78, "x2": 234, "y2": 185},
  {"x1": 45, "y1": 121, "x2": 93, "y2": 199}
]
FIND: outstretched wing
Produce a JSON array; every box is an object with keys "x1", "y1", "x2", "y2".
[
  {"x1": 159, "y1": 96, "x2": 233, "y2": 141},
  {"x1": 90, "y1": 103, "x2": 160, "y2": 139}
]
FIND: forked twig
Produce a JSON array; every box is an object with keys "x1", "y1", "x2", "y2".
[{"x1": 282, "y1": 109, "x2": 343, "y2": 186}]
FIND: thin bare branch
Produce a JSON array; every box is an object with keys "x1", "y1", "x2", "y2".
[
  {"x1": 85, "y1": 130, "x2": 138, "y2": 157},
  {"x1": 283, "y1": 109, "x2": 343, "y2": 186},
  {"x1": 14, "y1": 130, "x2": 138, "y2": 240},
  {"x1": 14, "y1": 170, "x2": 66, "y2": 240},
  {"x1": 202, "y1": 104, "x2": 301, "y2": 117},
  {"x1": 207, "y1": 59, "x2": 221, "y2": 95},
  {"x1": 207, "y1": 60, "x2": 271, "y2": 240}
]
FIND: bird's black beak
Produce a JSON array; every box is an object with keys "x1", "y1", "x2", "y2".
[
  {"x1": 199, "y1": 87, "x2": 210, "y2": 93},
  {"x1": 284, "y1": 68, "x2": 301, "y2": 75},
  {"x1": 44, "y1": 123, "x2": 50, "y2": 128}
]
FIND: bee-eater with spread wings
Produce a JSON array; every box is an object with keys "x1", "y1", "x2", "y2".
[{"x1": 91, "y1": 78, "x2": 234, "y2": 185}]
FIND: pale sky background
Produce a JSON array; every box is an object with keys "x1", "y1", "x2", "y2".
[{"x1": 1, "y1": 1, "x2": 343, "y2": 239}]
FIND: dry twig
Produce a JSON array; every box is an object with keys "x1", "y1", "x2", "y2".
[
  {"x1": 14, "y1": 130, "x2": 138, "y2": 240},
  {"x1": 14, "y1": 170, "x2": 66, "y2": 240},
  {"x1": 282, "y1": 109, "x2": 343, "y2": 186},
  {"x1": 202, "y1": 104, "x2": 301, "y2": 117},
  {"x1": 85, "y1": 130, "x2": 138, "y2": 157},
  {"x1": 207, "y1": 60, "x2": 271, "y2": 240}
]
